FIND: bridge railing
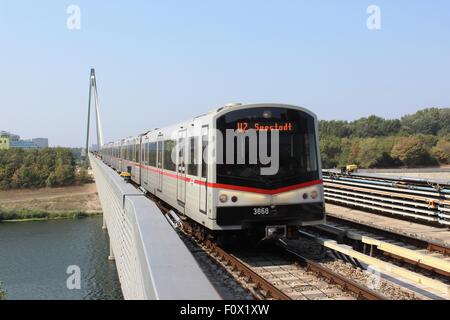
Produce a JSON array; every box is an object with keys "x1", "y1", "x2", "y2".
[{"x1": 89, "y1": 154, "x2": 221, "y2": 300}]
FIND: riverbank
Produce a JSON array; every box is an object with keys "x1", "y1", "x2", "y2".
[
  {"x1": 0, "y1": 209, "x2": 102, "y2": 222},
  {"x1": 0, "y1": 183, "x2": 102, "y2": 222}
]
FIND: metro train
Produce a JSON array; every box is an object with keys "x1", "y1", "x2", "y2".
[{"x1": 99, "y1": 103, "x2": 325, "y2": 240}]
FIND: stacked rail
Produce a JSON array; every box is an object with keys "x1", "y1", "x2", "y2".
[{"x1": 322, "y1": 170, "x2": 450, "y2": 226}]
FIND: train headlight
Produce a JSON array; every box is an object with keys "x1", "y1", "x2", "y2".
[
  {"x1": 219, "y1": 194, "x2": 228, "y2": 203},
  {"x1": 310, "y1": 190, "x2": 319, "y2": 199}
]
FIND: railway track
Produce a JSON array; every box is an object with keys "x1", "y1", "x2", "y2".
[
  {"x1": 143, "y1": 190, "x2": 385, "y2": 300},
  {"x1": 278, "y1": 243, "x2": 385, "y2": 300},
  {"x1": 202, "y1": 242, "x2": 385, "y2": 300},
  {"x1": 323, "y1": 217, "x2": 450, "y2": 278},
  {"x1": 302, "y1": 218, "x2": 450, "y2": 299},
  {"x1": 131, "y1": 181, "x2": 438, "y2": 300},
  {"x1": 326, "y1": 215, "x2": 450, "y2": 257}
]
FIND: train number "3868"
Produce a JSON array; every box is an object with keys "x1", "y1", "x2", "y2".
[{"x1": 253, "y1": 207, "x2": 270, "y2": 215}]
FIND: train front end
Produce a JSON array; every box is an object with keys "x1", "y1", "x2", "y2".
[{"x1": 213, "y1": 104, "x2": 325, "y2": 239}]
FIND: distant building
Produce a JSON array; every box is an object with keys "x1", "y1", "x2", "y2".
[
  {"x1": 0, "y1": 136, "x2": 10, "y2": 150},
  {"x1": 10, "y1": 140, "x2": 39, "y2": 149},
  {"x1": 32, "y1": 138, "x2": 49, "y2": 148},
  {"x1": 0, "y1": 131, "x2": 48, "y2": 149},
  {"x1": 0, "y1": 131, "x2": 19, "y2": 141}
]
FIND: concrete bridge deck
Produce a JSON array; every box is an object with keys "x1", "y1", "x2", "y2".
[{"x1": 90, "y1": 154, "x2": 221, "y2": 300}]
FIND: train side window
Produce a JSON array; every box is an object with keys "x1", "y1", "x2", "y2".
[
  {"x1": 142, "y1": 143, "x2": 146, "y2": 164},
  {"x1": 201, "y1": 130, "x2": 208, "y2": 178},
  {"x1": 163, "y1": 140, "x2": 176, "y2": 171},
  {"x1": 145, "y1": 142, "x2": 148, "y2": 164},
  {"x1": 135, "y1": 143, "x2": 140, "y2": 163},
  {"x1": 148, "y1": 142, "x2": 157, "y2": 166},
  {"x1": 188, "y1": 137, "x2": 198, "y2": 176}
]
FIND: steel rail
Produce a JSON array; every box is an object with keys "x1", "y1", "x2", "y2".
[
  {"x1": 147, "y1": 189, "x2": 382, "y2": 300},
  {"x1": 145, "y1": 192, "x2": 292, "y2": 300},
  {"x1": 281, "y1": 245, "x2": 386, "y2": 300},
  {"x1": 204, "y1": 240, "x2": 292, "y2": 300}
]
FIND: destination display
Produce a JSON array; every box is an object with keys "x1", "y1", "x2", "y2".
[{"x1": 236, "y1": 121, "x2": 294, "y2": 132}]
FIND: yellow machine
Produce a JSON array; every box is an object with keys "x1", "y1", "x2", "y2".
[
  {"x1": 346, "y1": 164, "x2": 358, "y2": 173},
  {"x1": 341, "y1": 164, "x2": 358, "y2": 174},
  {"x1": 120, "y1": 171, "x2": 131, "y2": 182}
]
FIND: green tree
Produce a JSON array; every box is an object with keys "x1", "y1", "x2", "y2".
[
  {"x1": 319, "y1": 120, "x2": 351, "y2": 138},
  {"x1": 320, "y1": 136, "x2": 342, "y2": 168},
  {"x1": 432, "y1": 137, "x2": 450, "y2": 164},
  {"x1": 352, "y1": 116, "x2": 400, "y2": 138},
  {"x1": 0, "y1": 282, "x2": 6, "y2": 300},
  {"x1": 355, "y1": 137, "x2": 396, "y2": 168},
  {"x1": 400, "y1": 108, "x2": 450, "y2": 136},
  {"x1": 77, "y1": 167, "x2": 92, "y2": 183},
  {"x1": 0, "y1": 148, "x2": 77, "y2": 190},
  {"x1": 391, "y1": 136, "x2": 436, "y2": 166}
]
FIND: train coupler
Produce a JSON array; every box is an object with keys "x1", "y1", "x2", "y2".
[{"x1": 265, "y1": 225, "x2": 287, "y2": 240}]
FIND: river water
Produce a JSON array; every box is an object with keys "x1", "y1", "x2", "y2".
[{"x1": 0, "y1": 217, "x2": 123, "y2": 300}]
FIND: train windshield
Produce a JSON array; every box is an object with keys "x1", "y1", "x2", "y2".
[{"x1": 216, "y1": 107, "x2": 319, "y2": 190}]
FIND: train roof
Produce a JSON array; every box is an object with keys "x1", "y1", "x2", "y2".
[{"x1": 102, "y1": 103, "x2": 317, "y2": 148}]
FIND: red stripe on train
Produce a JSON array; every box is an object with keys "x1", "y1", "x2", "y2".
[{"x1": 120, "y1": 160, "x2": 322, "y2": 195}]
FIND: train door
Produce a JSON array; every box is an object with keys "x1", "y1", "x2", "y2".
[
  {"x1": 199, "y1": 126, "x2": 208, "y2": 214},
  {"x1": 135, "y1": 139, "x2": 141, "y2": 184},
  {"x1": 177, "y1": 129, "x2": 187, "y2": 205},
  {"x1": 157, "y1": 135, "x2": 163, "y2": 192},
  {"x1": 141, "y1": 139, "x2": 147, "y2": 186}
]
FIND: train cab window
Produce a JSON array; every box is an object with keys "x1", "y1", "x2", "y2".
[
  {"x1": 188, "y1": 137, "x2": 198, "y2": 176},
  {"x1": 163, "y1": 140, "x2": 176, "y2": 171},
  {"x1": 216, "y1": 107, "x2": 319, "y2": 190},
  {"x1": 201, "y1": 130, "x2": 208, "y2": 178}
]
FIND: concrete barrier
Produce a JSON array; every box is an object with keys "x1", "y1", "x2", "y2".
[{"x1": 90, "y1": 154, "x2": 221, "y2": 300}]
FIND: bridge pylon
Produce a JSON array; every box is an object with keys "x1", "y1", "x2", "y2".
[{"x1": 85, "y1": 68, "x2": 105, "y2": 162}]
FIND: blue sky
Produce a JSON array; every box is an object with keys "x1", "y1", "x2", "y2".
[{"x1": 1, "y1": 1, "x2": 449, "y2": 147}]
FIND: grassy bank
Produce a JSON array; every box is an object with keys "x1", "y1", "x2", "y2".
[
  {"x1": 0, "y1": 283, "x2": 6, "y2": 300},
  {"x1": 0, "y1": 209, "x2": 102, "y2": 222}
]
